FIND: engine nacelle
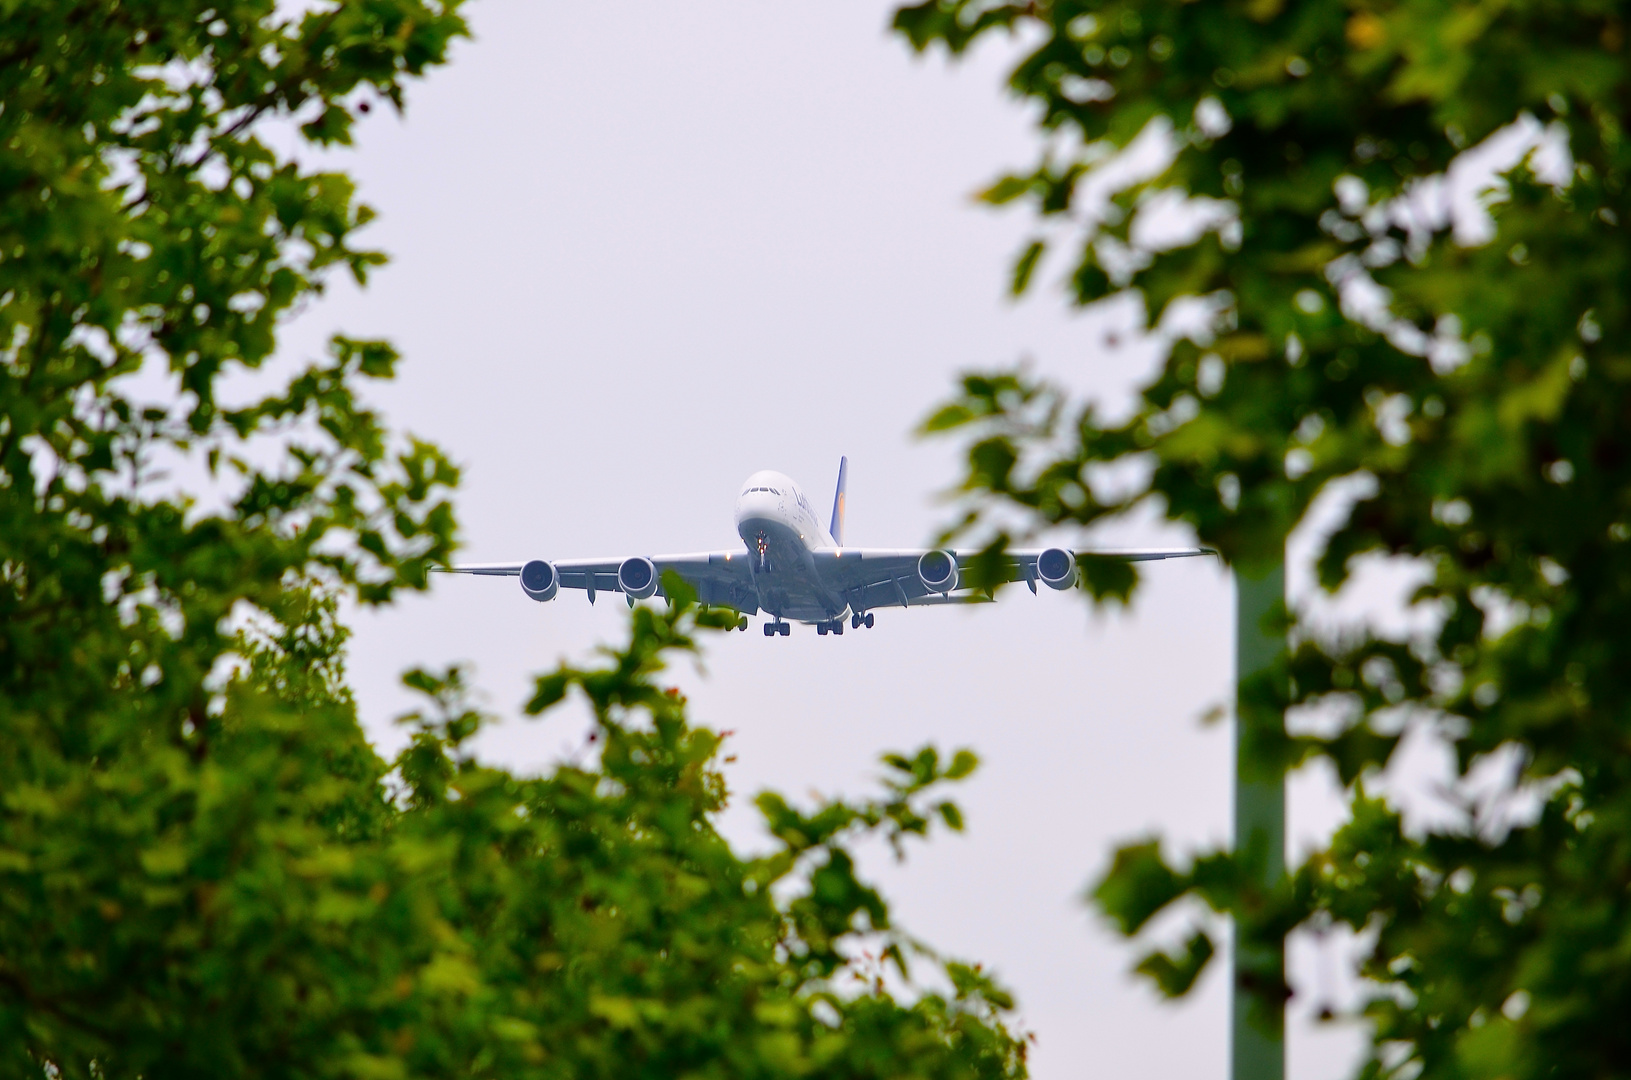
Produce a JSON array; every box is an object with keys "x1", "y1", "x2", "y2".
[
  {"x1": 520, "y1": 559, "x2": 559, "y2": 602},
  {"x1": 1036, "y1": 547, "x2": 1077, "y2": 591},
  {"x1": 618, "y1": 556, "x2": 659, "y2": 600},
  {"x1": 917, "y1": 550, "x2": 959, "y2": 594}
]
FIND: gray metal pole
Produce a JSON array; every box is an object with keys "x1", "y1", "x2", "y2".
[{"x1": 1233, "y1": 560, "x2": 1286, "y2": 1080}]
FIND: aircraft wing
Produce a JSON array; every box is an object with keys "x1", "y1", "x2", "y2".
[
  {"x1": 810, "y1": 546, "x2": 1216, "y2": 611},
  {"x1": 438, "y1": 552, "x2": 762, "y2": 613},
  {"x1": 440, "y1": 545, "x2": 1214, "y2": 619}
]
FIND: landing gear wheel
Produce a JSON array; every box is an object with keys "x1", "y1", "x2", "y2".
[
  {"x1": 763, "y1": 622, "x2": 776, "y2": 637},
  {"x1": 817, "y1": 624, "x2": 828, "y2": 636},
  {"x1": 864, "y1": 612, "x2": 874, "y2": 628},
  {"x1": 832, "y1": 620, "x2": 843, "y2": 635},
  {"x1": 851, "y1": 613, "x2": 861, "y2": 629},
  {"x1": 738, "y1": 617, "x2": 749, "y2": 631},
  {"x1": 780, "y1": 622, "x2": 790, "y2": 637}
]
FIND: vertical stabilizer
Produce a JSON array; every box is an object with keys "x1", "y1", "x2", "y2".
[{"x1": 829, "y1": 456, "x2": 848, "y2": 546}]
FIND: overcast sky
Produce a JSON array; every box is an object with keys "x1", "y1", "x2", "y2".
[{"x1": 271, "y1": 2, "x2": 1368, "y2": 1076}]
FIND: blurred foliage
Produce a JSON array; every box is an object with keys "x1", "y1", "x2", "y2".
[
  {"x1": 895, "y1": 0, "x2": 1630, "y2": 1076},
  {"x1": 0, "y1": 3, "x2": 1026, "y2": 1077}
]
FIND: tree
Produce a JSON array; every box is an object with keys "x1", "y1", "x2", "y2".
[
  {"x1": 0, "y1": 3, "x2": 1026, "y2": 1076},
  {"x1": 893, "y1": 1, "x2": 1629, "y2": 1076}
]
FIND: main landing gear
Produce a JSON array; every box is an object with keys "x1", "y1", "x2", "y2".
[
  {"x1": 819, "y1": 613, "x2": 875, "y2": 634},
  {"x1": 762, "y1": 616, "x2": 870, "y2": 637}
]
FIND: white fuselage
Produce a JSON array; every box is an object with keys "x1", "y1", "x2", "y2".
[{"x1": 733, "y1": 470, "x2": 842, "y2": 621}]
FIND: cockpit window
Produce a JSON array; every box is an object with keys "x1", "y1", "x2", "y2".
[{"x1": 745, "y1": 486, "x2": 782, "y2": 495}]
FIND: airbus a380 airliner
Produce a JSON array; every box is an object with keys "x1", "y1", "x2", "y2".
[{"x1": 440, "y1": 458, "x2": 1214, "y2": 637}]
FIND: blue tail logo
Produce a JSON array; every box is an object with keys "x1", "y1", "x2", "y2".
[{"x1": 829, "y1": 456, "x2": 848, "y2": 546}]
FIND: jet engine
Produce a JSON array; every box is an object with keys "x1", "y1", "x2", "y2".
[
  {"x1": 1036, "y1": 547, "x2": 1078, "y2": 591},
  {"x1": 618, "y1": 556, "x2": 660, "y2": 600},
  {"x1": 916, "y1": 550, "x2": 959, "y2": 594},
  {"x1": 520, "y1": 559, "x2": 559, "y2": 602}
]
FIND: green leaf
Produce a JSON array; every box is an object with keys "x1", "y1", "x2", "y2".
[
  {"x1": 920, "y1": 403, "x2": 975, "y2": 433},
  {"x1": 1134, "y1": 931, "x2": 1216, "y2": 998},
  {"x1": 526, "y1": 671, "x2": 573, "y2": 715},
  {"x1": 1092, "y1": 840, "x2": 1185, "y2": 935},
  {"x1": 1011, "y1": 239, "x2": 1046, "y2": 295},
  {"x1": 944, "y1": 749, "x2": 979, "y2": 780}
]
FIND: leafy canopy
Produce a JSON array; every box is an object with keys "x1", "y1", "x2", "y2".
[
  {"x1": 894, "y1": 0, "x2": 1629, "y2": 1077},
  {"x1": 0, "y1": 2, "x2": 1025, "y2": 1077}
]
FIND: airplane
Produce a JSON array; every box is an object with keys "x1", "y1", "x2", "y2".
[{"x1": 438, "y1": 458, "x2": 1215, "y2": 637}]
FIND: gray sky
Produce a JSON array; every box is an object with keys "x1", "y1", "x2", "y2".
[{"x1": 274, "y1": 2, "x2": 1366, "y2": 1076}]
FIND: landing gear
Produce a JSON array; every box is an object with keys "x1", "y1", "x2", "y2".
[
  {"x1": 817, "y1": 619, "x2": 845, "y2": 636},
  {"x1": 850, "y1": 612, "x2": 875, "y2": 630},
  {"x1": 737, "y1": 616, "x2": 749, "y2": 631},
  {"x1": 764, "y1": 620, "x2": 790, "y2": 637}
]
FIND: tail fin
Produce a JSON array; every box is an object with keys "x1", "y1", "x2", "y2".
[{"x1": 829, "y1": 456, "x2": 848, "y2": 546}]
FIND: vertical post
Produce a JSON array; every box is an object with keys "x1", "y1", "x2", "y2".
[{"x1": 1233, "y1": 560, "x2": 1285, "y2": 1080}]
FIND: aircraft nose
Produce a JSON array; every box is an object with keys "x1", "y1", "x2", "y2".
[{"x1": 735, "y1": 489, "x2": 778, "y2": 520}]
